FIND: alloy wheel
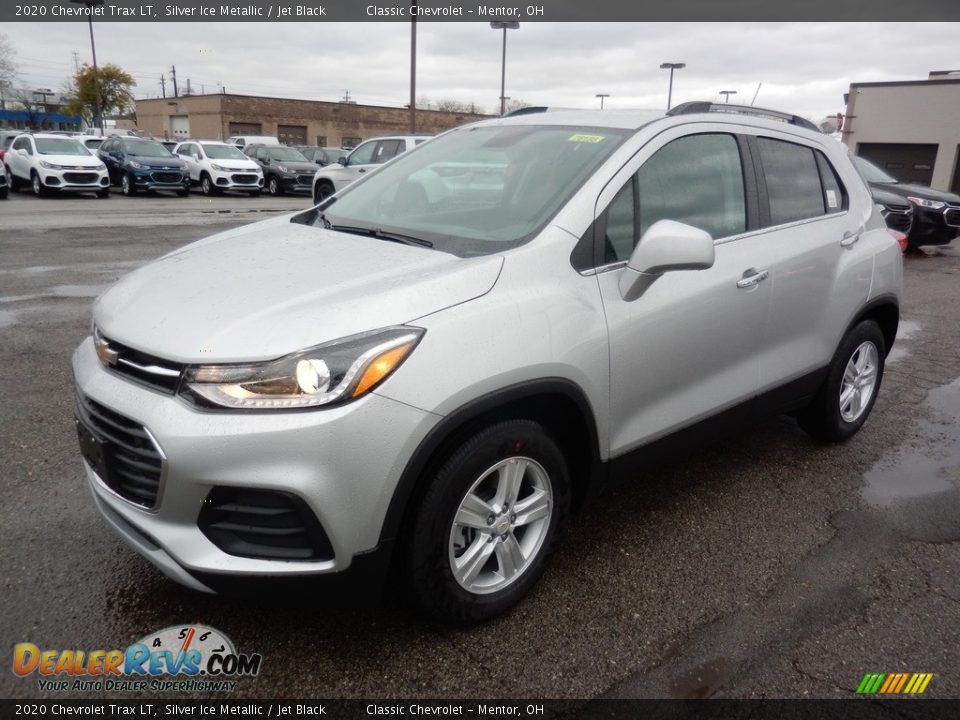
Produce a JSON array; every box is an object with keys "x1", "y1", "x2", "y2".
[
  {"x1": 839, "y1": 341, "x2": 879, "y2": 423},
  {"x1": 448, "y1": 456, "x2": 553, "y2": 595}
]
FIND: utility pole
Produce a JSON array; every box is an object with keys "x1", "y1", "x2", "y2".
[
  {"x1": 341, "y1": 89, "x2": 351, "y2": 103},
  {"x1": 170, "y1": 65, "x2": 178, "y2": 97},
  {"x1": 159, "y1": 73, "x2": 166, "y2": 98},
  {"x1": 72, "y1": 51, "x2": 81, "y2": 73},
  {"x1": 185, "y1": 78, "x2": 191, "y2": 96}
]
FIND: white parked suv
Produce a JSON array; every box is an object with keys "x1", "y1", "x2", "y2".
[
  {"x1": 5, "y1": 133, "x2": 109, "y2": 197},
  {"x1": 312, "y1": 135, "x2": 430, "y2": 203},
  {"x1": 74, "y1": 103, "x2": 902, "y2": 624},
  {"x1": 174, "y1": 140, "x2": 264, "y2": 196}
]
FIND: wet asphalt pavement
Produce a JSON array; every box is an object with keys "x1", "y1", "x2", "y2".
[{"x1": 1, "y1": 191, "x2": 959, "y2": 700}]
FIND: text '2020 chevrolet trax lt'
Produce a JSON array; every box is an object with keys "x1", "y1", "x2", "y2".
[{"x1": 73, "y1": 103, "x2": 902, "y2": 624}]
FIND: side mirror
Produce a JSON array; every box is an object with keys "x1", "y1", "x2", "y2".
[
  {"x1": 618, "y1": 220, "x2": 715, "y2": 301},
  {"x1": 337, "y1": 156, "x2": 347, "y2": 166},
  {"x1": 18, "y1": 148, "x2": 29, "y2": 157},
  {"x1": 261, "y1": 157, "x2": 270, "y2": 165}
]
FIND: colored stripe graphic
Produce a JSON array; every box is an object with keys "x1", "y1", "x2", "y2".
[{"x1": 857, "y1": 672, "x2": 933, "y2": 694}]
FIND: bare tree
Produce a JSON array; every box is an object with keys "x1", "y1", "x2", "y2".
[
  {"x1": 505, "y1": 98, "x2": 531, "y2": 113},
  {"x1": 6, "y1": 86, "x2": 48, "y2": 128},
  {"x1": 0, "y1": 33, "x2": 20, "y2": 110}
]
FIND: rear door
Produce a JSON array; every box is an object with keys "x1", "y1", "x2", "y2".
[
  {"x1": 595, "y1": 126, "x2": 778, "y2": 454},
  {"x1": 745, "y1": 131, "x2": 875, "y2": 394},
  {"x1": 8, "y1": 137, "x2": 32, "y2": 180},
  {"x1": 179, "y1": 143, "x2": 200, "y2": 181}
]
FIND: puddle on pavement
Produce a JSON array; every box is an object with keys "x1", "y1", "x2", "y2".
[
  {"x1": 862, "y1": 377, "x2": 960, "y2": 543},
  {"x1": 668, "y1": 657, "x2": 733, "y2": 698},
  {"x1": 0, "y1": 285, "x2": 105, "y2": 303},
  {"x1": 887, "y1": 320, "x2": 920, "y2": 365}
]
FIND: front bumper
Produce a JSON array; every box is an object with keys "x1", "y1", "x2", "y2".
[
  {"x1": 40, "y1": 168, "x2": 109, "y2": 192},
  {"x1": 72, "y1": 336, "x2": 439, "y2": 588},
  {"x1": 909, "y1": 205, "x2": 960, "y2": 246},
  {"x1": 211, "y1": 169, "x2": 264, "y2": 190},
  {"x1": 276, "y1": 173, "x2": 314, "y2": 193},
  {"x1": 129, "y1": 167, "x2": 190, "y2": 191}
]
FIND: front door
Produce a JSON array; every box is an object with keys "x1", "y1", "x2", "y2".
[{"x1": 595, "y1": 128, "x2": 775, "y2": 455}]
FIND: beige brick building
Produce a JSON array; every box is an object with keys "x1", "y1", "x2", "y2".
[{"x1": 135, "y1": 93, "x2": 488, "y2": 148}]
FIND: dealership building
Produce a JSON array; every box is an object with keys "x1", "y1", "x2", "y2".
[
  {"x1": 134, "y1": 93, "x2": 488, "y2": 148},
  {"x1": 843, "y1": 71, "x2": 960, "y2": 193}
]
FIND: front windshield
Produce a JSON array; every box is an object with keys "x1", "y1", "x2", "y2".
[
  {"x1": 36, "y1": 138, "x2": 89, "y2": 156},
  {"x1": 203, "y1": 143, "x2": 248, "y2": 160},
  {"x1": 296, "y1": 124, "x2": 629, "y2": 256},
  {"x1": 267, "y1": 147, "x2": 309, "y2": 162},
  {"x1": 122, "y1": 138, "x2": 173, "y2": 158},
  {"x1": 854, "y1": 156, "x2": 898, "y2": 184}
]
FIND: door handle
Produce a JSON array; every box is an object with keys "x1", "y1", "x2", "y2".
[
  {"x1": 840, "y1": 229, "x2": 862, "y2": 247},
  {"x1": 736, "y1": 269, "x2": 769, "y2": 289}
]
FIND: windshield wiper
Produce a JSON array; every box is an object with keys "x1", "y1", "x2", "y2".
[{"x1": 326, "y1": 222, "x2": 434, "y2": 248}]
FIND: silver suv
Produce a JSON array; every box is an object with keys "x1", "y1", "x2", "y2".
[
  {"x1": 73, "y1": 103, "x2": 902, "y2": 624},
  {"x1": 312, "y1": 135, "x2": 429, "y2": 203}
]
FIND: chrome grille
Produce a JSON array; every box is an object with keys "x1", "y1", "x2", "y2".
[
  {"x1": 945, "y1": 206, "x2": 960, "y2": 228},
  {"x1": 231, "y1": 173, "x2": 257, "y2": 184},
  {"x1": 95, "y1": 331, "x2": 184, "y2": 394}
]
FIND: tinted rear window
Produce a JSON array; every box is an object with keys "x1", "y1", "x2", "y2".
[{"x1": 758, "y1": 137, "x2": 825, "y2": 225}]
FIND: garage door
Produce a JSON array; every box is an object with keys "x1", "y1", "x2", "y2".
[
  {"x1": 170, "y1": 115, "x2": 190, "y2": 138},
  {"x1": 228, "y1": 122, "x2": 262, "y2": 135},
  {"x1": 278, "y1": 125, "x2": 307, "y2": 145},
  {"x1": 857, "y1": 143, "x2": 938, "y2": 186}
]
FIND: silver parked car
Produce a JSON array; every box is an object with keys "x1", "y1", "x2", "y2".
[{"x1": 73, "y1": 103, "x2": 902, "y2": 624}]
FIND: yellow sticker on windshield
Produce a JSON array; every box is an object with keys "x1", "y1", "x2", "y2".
[{"x1": 568, "y1": 133, "x2": 606, "y2": 143}]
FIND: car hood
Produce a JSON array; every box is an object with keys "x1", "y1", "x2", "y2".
[
  {"x1": 871, "y1": 187, "x2": 911, "y2": 209},
  {"x1": 872, "y1": 181, "x2": 960, "y2": 205},
  {"x1": 41, "y1": 154, "x2": 104, "y2": 167},
  {"x1": 212, "y1": 159, "x2": 260, "y2": 170},
  {"x1": 271, "y1": 161, "x2": 318, "y2": 174},
  {"x1": 129, "y1": 155, "x2": 185, "y2": 169},
  {"x1": 94, "y1": 216, "x2": 504, "y2": 364}
]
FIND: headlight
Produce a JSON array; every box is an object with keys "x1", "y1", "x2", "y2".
[
  {"x1": 907, "y1": 196, "x2": 946, "y2": 210},
  {"x1": 95, "y1": 163, "x2": 106, "y2": 171},
  {"x1": 277, "y1": 165, "x2": 289, "y2": 173},
  {"x1": 39, "y1": 160, "x2": 63, "y2": 170},
  {"x1": 181, "y1": 327, "x2": 424, "y2": 410},
  {"x1": 211, "y1": 163, "x2": 228, "y2": 172},
  {"x1": 128, "y1": 160, "x2": 148, "y2": 170}
]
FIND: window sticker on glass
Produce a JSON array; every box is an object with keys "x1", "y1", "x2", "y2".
[
  {"x1": 569, "y1": 133, "x2": 606, "y2": 143},
  {"x1": 826, "y1": 190, "x2": 838, "y2": 208}
]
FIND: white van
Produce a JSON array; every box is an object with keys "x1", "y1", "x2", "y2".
[{"x1": 225, "y1": 135, "x2": 280, "y2": 150}]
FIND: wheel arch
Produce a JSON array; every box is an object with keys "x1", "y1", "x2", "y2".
[
  {"x1": 844, "y1": 294, "x2": 899, "y2": 357},
  {"x1": 379, "y1": 378, "x2": 603, "y2": 548}
]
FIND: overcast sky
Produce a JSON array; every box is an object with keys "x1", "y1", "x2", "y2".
[{"x1": 5, "y1": 22, "x2": 959, "y2": 121}]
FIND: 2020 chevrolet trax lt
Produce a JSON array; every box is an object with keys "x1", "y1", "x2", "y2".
[{"x1": 73, "y1": 103, "x2": 902, "y2": 624}]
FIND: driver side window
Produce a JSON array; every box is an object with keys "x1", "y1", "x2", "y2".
[
  {"x1": 347, "y1": 141, "x2": 377, "y2": 166},
  {"x1": 601, "y1": 133, "x2": 747, "y2": 264}
]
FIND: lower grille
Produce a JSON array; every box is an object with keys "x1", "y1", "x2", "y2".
[
  {"x1": 231, "y1": 174, "x2": 257, "y2": 184},
  {"x1": 297, "y1": 175, "x2": 313, "y2": 186},
  {"x1": 64, "y1": 172, "x2": 98, "y2": 184},
  {"x1": 945, "y1": 207, "x2": 960, "y2": 228},
  {"x1": 151, "y1": 172, "x2": 183, "y2": 184},
  {"x1": 199, "y1": 487, "x2": 334, "y2": 561},
  {"x1": 76, "y1": 394, "x2": 163, "y2": 509}
]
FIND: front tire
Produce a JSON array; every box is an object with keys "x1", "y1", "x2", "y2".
[
  {"x1": 313, "y1": 180, "x2": 334, "y2": 205},
  {"x1": 121, "y1": 173, "x2": 137, "y2": 196},
  {"x1": 267, "y1": 176, "x2": 282, "y2": 196},
  {"x1": 32, "y1": 172, "x2": 48, "y2": 197},
  {"x1": 96, "y1": 188, "x2": 110, "y2": 199},
  {"x1": 799, "y1": 320, "x2": 885, "y2": 442},
  {"x1": 200, "y1": 173, "x2": 220, "y2": 196},
  {"x1": 408, "y1": 420, "x2": 570, "y2": 625}
]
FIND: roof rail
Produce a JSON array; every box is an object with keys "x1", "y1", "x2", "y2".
[
  {"x1": 503, "y1": 106, "x2": 549, "y2": 117},
  {"x1": 667, "y1": 101, "x2": 820, "y2": 133}
]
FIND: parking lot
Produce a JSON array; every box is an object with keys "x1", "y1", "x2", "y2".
[{"x1": 2, "y1": 190, "x2": 959, "y2": 700}]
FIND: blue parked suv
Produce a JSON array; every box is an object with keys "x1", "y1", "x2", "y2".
[{"x1": 98, "y1": 136, "x2": 190, "y2": 196}]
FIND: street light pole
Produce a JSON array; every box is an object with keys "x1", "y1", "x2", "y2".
[
  {"x1": 595, "y1": 93, "x2": 610, "y2": 109},
  {"x1": 70, "y1": 0, "x2": 105, "y2": 134},
  {"x1": 490, "y1": 21, "x2": 519, "y2": 116},
  {"x1": 719, "y1": 90, "x2": 737, "y2": 104},
  {"x1": 409, "y1": 3, "x2": 417, "y2": 133},
  {"x1": 659, "y1": 62, "x2": 685, "y2": 110}
]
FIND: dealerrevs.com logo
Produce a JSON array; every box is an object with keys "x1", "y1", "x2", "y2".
[{"x1": 13, "y1": 625, "x2": 262, "y2": 693}]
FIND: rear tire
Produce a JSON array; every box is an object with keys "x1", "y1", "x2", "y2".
[
  {"x1": 407, "y1": 420, "x2": 570, "y2": 625},
  {"x1": 799, "y1": 320, "x2": 885, "y2": 442},
  {"x1": 0, "y1": 187, "x2": 7, "y2": 200}
]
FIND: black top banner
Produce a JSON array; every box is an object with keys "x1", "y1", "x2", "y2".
[{"x1": 4, "y1": 0, "x2": 960, "y2": 22}]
